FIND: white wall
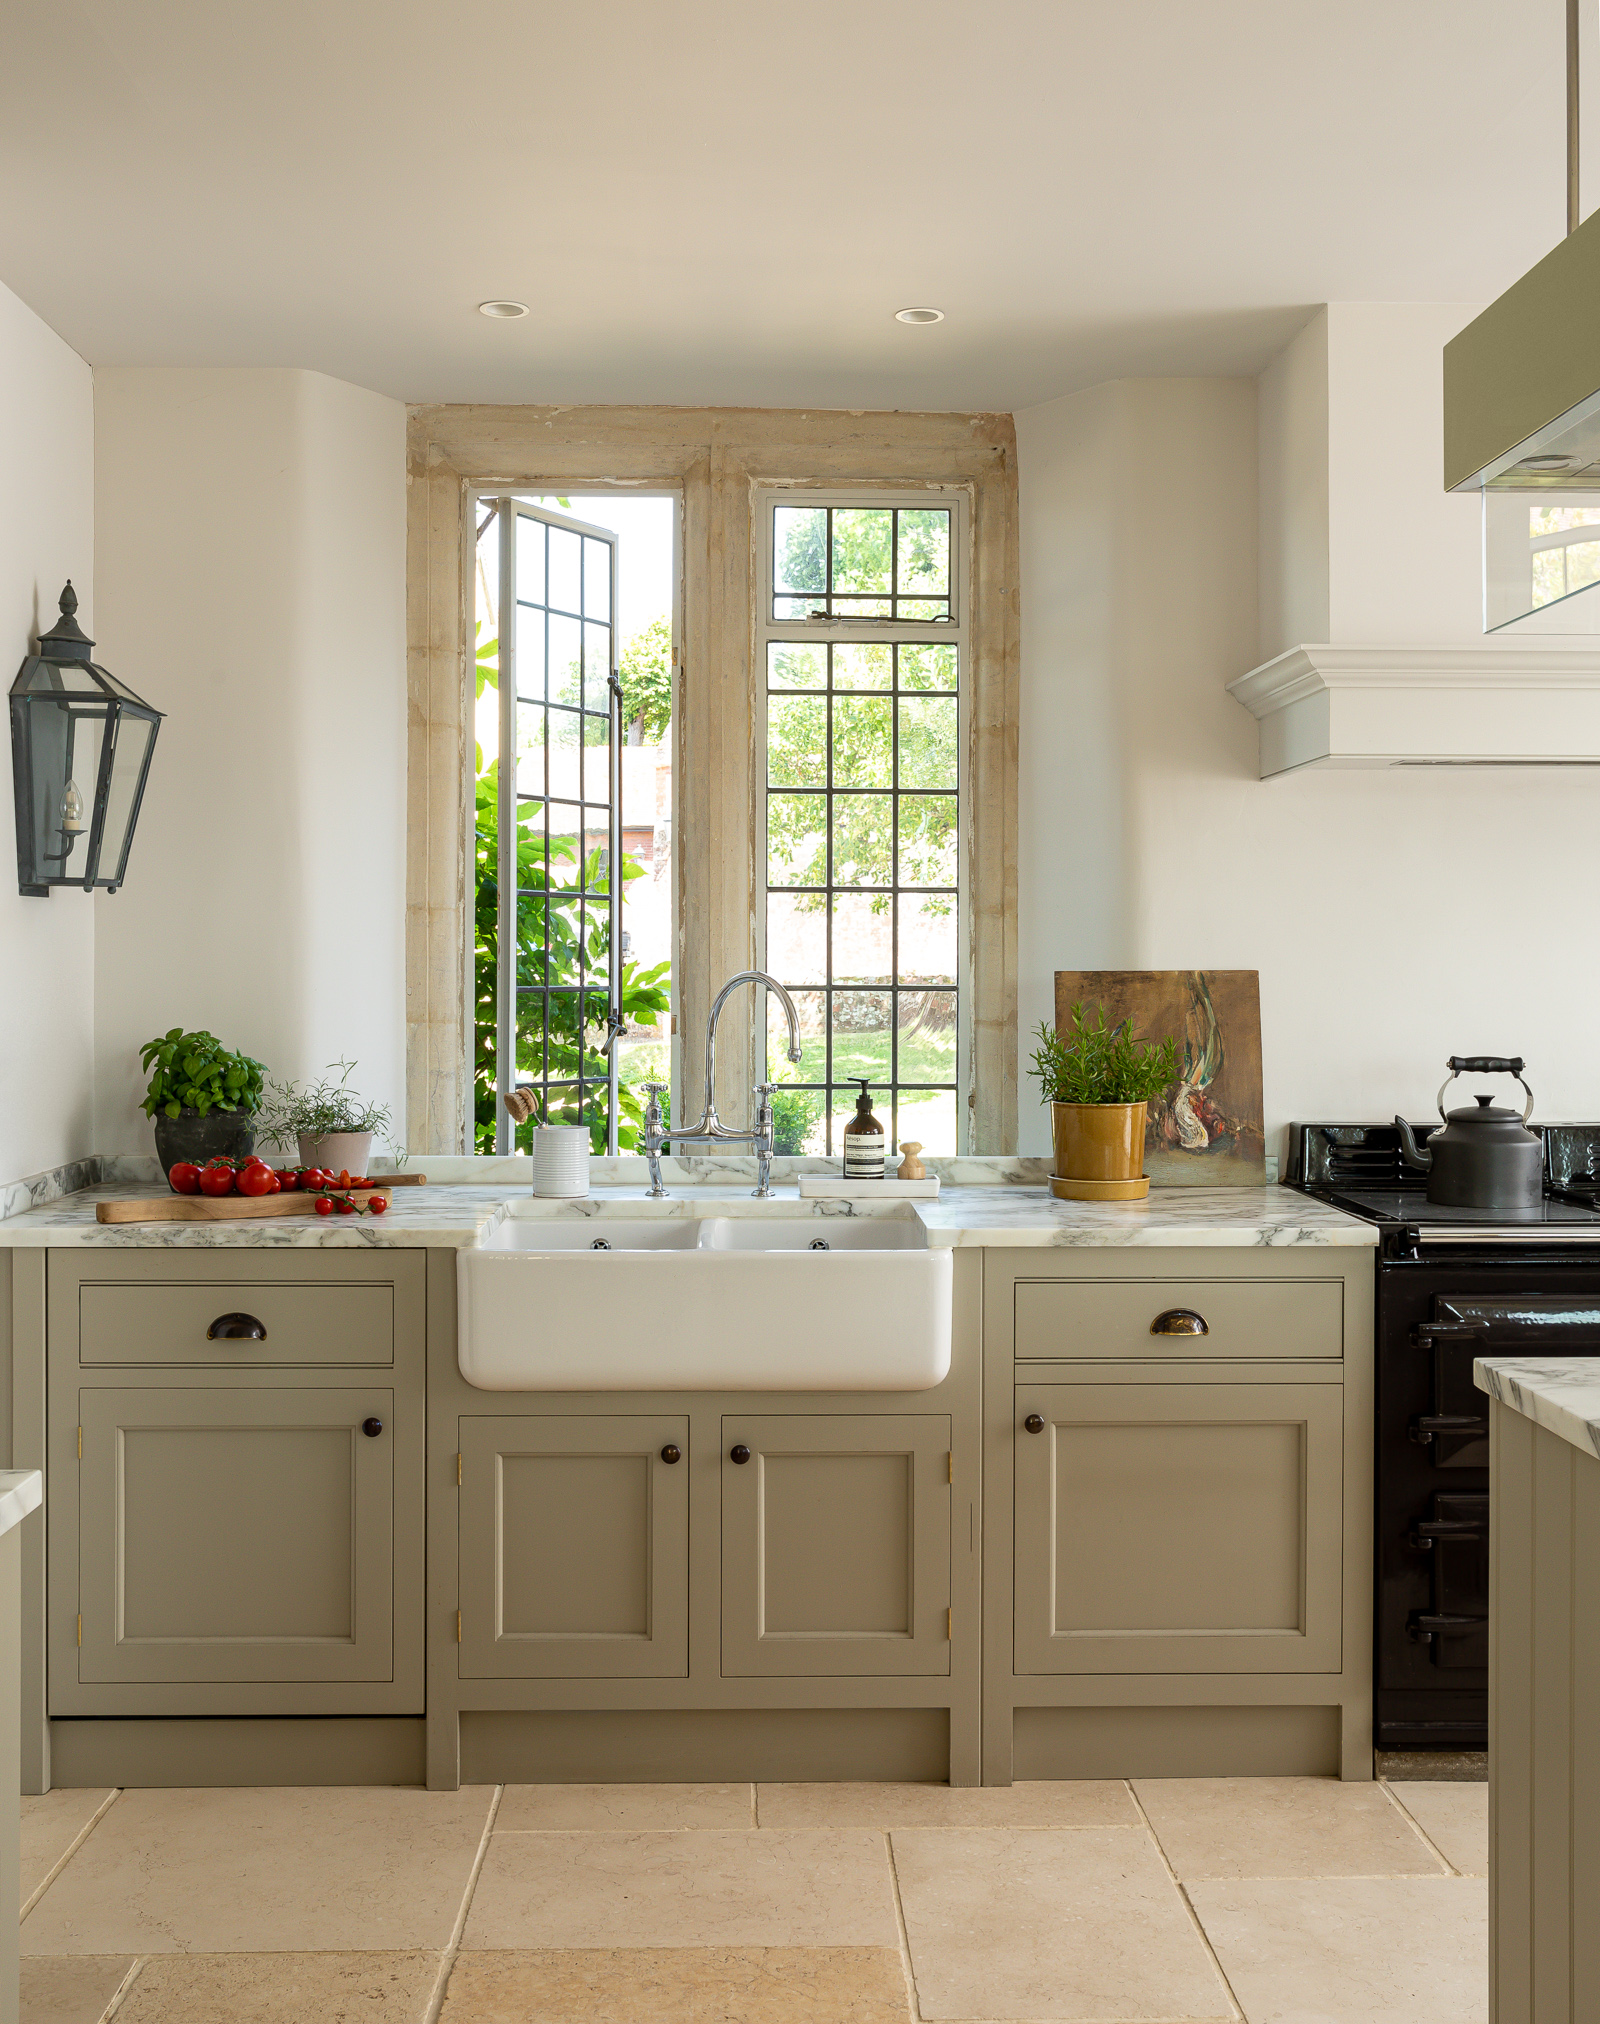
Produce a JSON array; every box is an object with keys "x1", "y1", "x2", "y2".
[
  {"x1": 0, "y1": 282, "x2": 95, "y2": 1180},
  {"x1": 92, "y1": 368, "x2": 406, "y2": 1156},
  {"x1": 1016, "y1": 372, "x2": 1600, "y2": 1158},
  {"x1": 1257, "y1": 311, "x2": 1329, "y2": 656}
]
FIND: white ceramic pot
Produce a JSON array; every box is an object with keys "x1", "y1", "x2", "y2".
[
  {"x1": 297, "y1": 1131, "x2": 373, "y2": 1176},
  {"x1": 533, "y1": 1124, "x2": 590, "y2": 1198}
]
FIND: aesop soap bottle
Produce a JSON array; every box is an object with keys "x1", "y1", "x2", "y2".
[{"x1": 843, "y1": 1078, "x2": 886, "y2": 1179}]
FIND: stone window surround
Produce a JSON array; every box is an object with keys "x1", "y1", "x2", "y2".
[{"x1": 405, "y1": 404, "x2": 1019, "y2": 1155}]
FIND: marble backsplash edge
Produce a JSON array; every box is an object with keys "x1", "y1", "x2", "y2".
[{"x1": 1, "y1": 1147, "x2": 1280, "y2": 1220}]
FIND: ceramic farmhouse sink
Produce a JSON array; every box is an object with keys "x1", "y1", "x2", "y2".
[{"x1": 456, "y1": 1215, "x2": 952, "y2": 1391}]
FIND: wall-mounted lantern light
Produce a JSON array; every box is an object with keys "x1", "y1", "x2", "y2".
[{"x1": 10, "y1": 583, "x2": 162, "y2": 897}]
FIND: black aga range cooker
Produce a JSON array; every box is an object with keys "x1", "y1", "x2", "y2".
[{"x1": 1286, "y1": 1117, "x2": 1600, "y2": 1754}]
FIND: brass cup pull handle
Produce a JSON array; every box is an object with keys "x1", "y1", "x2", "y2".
[
  {"x1": 729, "y1": 1444, "x2": 751, "y2": 1464},
  {"x1": 660, "y1": 1444, "x2": 682, "y2": 1464},
  {"x1": 1150, "y1": 1308, "x2": 1208, "y2": 1336},
  {"x1": 1023, "y1": 1413, "x2": 1045, "y2": 1433},
  {"x1": 207, "y1": 1312, "x2": 266, "y2": 1341}
]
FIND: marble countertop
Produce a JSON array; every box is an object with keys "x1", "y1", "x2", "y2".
[
  {"x1": 0, "y1": 1471, "x2": 43, "y2": 1538},
  {"x1": 1475, "y1": 1357, "x2": 1600, "y2": 1459},
  {"x1": 0, "y1": 1180, "x2": 1377, "y2": 1250}
]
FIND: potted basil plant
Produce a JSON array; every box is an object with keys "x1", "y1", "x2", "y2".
[
  {"x1": 257, "y1": 1061, "x2": 394, "y2": 1176},
  {"x1": 1030, "y1": 1004, "x2": 1179, "y2": 1202},
  {"x1": 139, "y1": 1029, "x2": 268, "y2": 1178}
]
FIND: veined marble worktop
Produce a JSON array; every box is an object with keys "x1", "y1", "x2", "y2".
[
  {"x1": 1476, "y1": 1356, "x2": 1600, "y2": 1460},
  {"x1": 0, "y1": 1473, "x2": 41, "y2": 1540},
  {"x1": 0, "y1": 1180, "x2": 1376, "y2": 1250}
]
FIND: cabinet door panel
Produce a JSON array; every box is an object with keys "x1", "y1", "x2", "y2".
[
  {"x1": 459, "y1": 1415, "x2": 688, "y2": 1679},
  {"x1": 1014, "y1": 1382, "x2": 1342, "y2": 1674},
  {"x1": 78, "y1": 1387, "x2": 394, "y2": 1684},
  {"x1": 722, "y1": 1414, "x2": 950, "y2": 1677}
]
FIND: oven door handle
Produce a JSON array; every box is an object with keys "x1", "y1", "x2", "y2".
[
  {"x1": 1407, "y1": 1610, "x2": 1487, "y2": 1642},
  {"x1": 1409, "y1": 1414, "x2": 1488, "y2": 1444},
  {"x1": 1414, "y1": 1319, "x2": 1490, "y2": 1350},
  {"x1": 1409, "y1": 1519, "x2": 1485, "y2": 1549}
]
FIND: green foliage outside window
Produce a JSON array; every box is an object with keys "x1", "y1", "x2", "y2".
[
  {"x1": 474, "y1": 627, "x2": 670, "y2": 1154},
  {"x1": 619, "y1": 616, "x2": 673, "y2": 746}
]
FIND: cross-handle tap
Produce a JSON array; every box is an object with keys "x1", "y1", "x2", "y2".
[{"x1": 640, "y1": 1082, "x2": 671, "y2": 1197}]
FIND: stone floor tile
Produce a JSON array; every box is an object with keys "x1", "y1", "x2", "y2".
[
  {"x1": 757, "y1": 1780, "x2": 1137, "y2": 1830},
  {"x1": 1134, "y1": 1776, "x2": 1449, "y2": 1879},
  {"x1": 1386, "y1": 1780, "x2": 1489, "y2": 1875},
  {"x1": 463, "y1": 1830, "x2": 898, "y2": 1950},
  {"x1": 112, "y1": 1951, "x2": 442, "y2": 2023},
  {"x1": 437, "y1": 1947, "x2": 910, "y2": 2022},
  {"x1": 20, "y1": 1792, "x2": 116, "y2": 1908},
  {"x1": 20, "y1": 1955, "x2": 133, "y2": 2024},
  {"x1": 1189, "y1": 1875, "x2": 1487, "y2": 2024},
  {"x1": 497, "y1": 1783, "x2": 754, "y2": 1831},
  {"x1": 19, "y1": 1786, "x2": 495, "y2": 1955},
  {"x1": 891, "y1": 1826, "x2": 1232, "y2": 2022}
]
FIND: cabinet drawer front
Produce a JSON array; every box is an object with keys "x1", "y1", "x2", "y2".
[
  {"x1": 1014, "y1": 1278, "x2": 1342, "y2": 1362},
  {"x1": 721, "y1": 1414, "x2": 951, "y2": 1678},
  {"x1": 458, "y1": 1415, "x2": 689, "y2": 1680},
  {"x1": 1013, "y1": 1381, "x2": 1343, "y2": 1675},
  {"x1": 75, "y1": 1387, "x2": 395, "y2": 1686},
  {"x1": 78, "y1": 1283, "x2": 394, "y2": 1367}
]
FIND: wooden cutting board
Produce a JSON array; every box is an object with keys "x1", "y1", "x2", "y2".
[{"x1": 95, "y1": 1176, "x2": 427, "y2": 1225}]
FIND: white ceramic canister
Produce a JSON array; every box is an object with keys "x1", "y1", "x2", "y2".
[{"x1": 532, "y1": 1124, "x2": 590, "y2": 1198}]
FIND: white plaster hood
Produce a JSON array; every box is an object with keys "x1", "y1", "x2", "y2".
[{"x1": 1228, "y1": 642, "x2": 1600, "y2": 776}]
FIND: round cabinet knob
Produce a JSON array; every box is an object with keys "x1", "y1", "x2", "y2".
[
  {"x1": 1023, "y1": 1413, "x2": 1045, "y2": 1434},
  {"x1": 729, "y1": 1444, "x2": 751, "y2": 1464},
  {"x1": 660, "y1": 1444, "x2": 681, "y2": 1464},
  {"x1": 361, "y1": 1417, "x2": 384, "y2": 1438}
]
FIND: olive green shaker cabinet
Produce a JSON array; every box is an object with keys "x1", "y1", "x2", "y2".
[{"x1": 45, "y1": 1252, "x2": 425, "y2": 1721}]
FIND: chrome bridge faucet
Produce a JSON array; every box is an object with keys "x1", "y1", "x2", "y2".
[{"x1": 640, "y1": 969, "x2": 804, "y2": 1197}]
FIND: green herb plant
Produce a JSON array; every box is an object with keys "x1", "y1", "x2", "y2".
[
  {"x1": 257, "y1": 1061, "x2": 394, "y2": 1149},
  {"x1": 139, "y1": 1029, "x2": 267, "y2": 1121},
  {"x1": 1029, "y1": 1004, "x2": 1179, "y2": 1106}
]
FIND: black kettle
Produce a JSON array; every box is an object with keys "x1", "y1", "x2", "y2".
[{"x1": 1394, "y1": 1056, "x2": 1544, "y2": 1210}]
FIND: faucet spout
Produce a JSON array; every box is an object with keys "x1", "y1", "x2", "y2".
[{"x1": 701, "y1": 969, "x2": 802, "y2": 1130}]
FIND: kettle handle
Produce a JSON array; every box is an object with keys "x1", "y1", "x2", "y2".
[{"x1": 1437, "y1": 1060, "x2": 1535, "y2": 1125}]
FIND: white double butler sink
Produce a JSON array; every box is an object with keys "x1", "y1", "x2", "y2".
[{"x1": 457, "y1": 1212, "x2": 952, "y2": 1392}]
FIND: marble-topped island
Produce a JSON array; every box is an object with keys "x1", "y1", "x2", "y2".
[{"x1": 1475, "y1": 1353, "x2": 1600, "y2": 2024}]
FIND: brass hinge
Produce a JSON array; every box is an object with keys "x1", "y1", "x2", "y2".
[
  {"x1": 455, "y1": 1610, "x2": 462, "y2": 1644},
  {"x1": 946, "y1": 1450, "x2": 953, "y2": 1484},
  {"x1": 945, "y1": 1607, "x2": 952, "y2": 1641},
  {"x1": 76, "y1": 1614, "x2": 82, "y2": 1648},
  {"x1": 77, "y1": 1426, "x2": 82, "y2": 1460},
  {"x1": 456, "y1": 1452, "x2": 462, "y2": 1486}
]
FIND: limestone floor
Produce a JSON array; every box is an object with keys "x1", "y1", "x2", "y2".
[{"x1": 16, "y1": 1775, "x2": 1488, "y2": 2023}]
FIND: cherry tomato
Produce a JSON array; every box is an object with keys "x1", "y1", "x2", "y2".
[
  {"x1": 238, "y1": 1154, "x2": 269, "y2": 1171},
  {"x1": 198, "y1": 1165, "x2": 236, "y2": 1197},
  {"x1": 236, "y1": 1165, "x2": 275, "y2": 1197},
  {"x1": 338, "y1": 1169, "x2": 351, "y2": 1189},
  {"x1": 335, "y1": 1196, "x2": 356, "y2": 1215},
  {"x1": 368, "y1": 1195, "x2": 388, "y2": 1215},
  {"x1": 274, "y1": 1169, "x2": 299, "y2": 1191},
  {"x1": 314, "y1": 1196, "x2": 334, "y2": 1216},
  {"x1": 168, "y1": 1162, "x2": 201, "y2": 1195}
]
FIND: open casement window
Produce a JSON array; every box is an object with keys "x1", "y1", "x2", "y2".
[
  {"x1": 756, "y1": 492, "x2": 968, "y2": 1157},
  {"x1": 476, "y1": 498, "x2": 623, "y2": 1154}
]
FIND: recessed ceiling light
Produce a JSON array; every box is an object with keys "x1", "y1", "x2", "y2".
[
  {"x1": 895, "y1": 306, "x2": 945, "y2": 324},
  {"x1": 478, "y1": 299, "x2": 529, "y2": 319}
]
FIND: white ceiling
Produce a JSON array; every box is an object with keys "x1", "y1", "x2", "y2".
[{"x1": 0, "y1": 0, "x2": 1572, "y2": 412}]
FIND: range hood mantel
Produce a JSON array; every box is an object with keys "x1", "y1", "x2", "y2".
[{"x1": 1228, "y1": 643, "x2": 1600, "y2": 776}]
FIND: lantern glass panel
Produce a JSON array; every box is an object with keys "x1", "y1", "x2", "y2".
[{"x1": 99, "y1": 711, "x2": 155, "y2": 883}]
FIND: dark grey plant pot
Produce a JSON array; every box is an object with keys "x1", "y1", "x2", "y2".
[{"x1": 151, "y1": 1107, "x2": 257, "y2": 1179}]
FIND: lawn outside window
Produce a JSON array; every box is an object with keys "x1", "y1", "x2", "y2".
[{"x1": 756, "y1": 489, "x2": 970, "y2": 1158}]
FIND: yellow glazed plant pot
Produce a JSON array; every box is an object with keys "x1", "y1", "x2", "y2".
[{"x1": 1049, "y1": 1101, "x2": 1150, "y2": 1202}]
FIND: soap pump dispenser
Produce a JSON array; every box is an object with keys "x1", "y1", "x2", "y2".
[{"x1": 843, "y1": 1078, "x2": 886, "y2": 1179}]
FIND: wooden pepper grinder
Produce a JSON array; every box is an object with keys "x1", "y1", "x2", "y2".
[{"x1": 898, "y1": 1141, "x2": 927, "y2": 1181}]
